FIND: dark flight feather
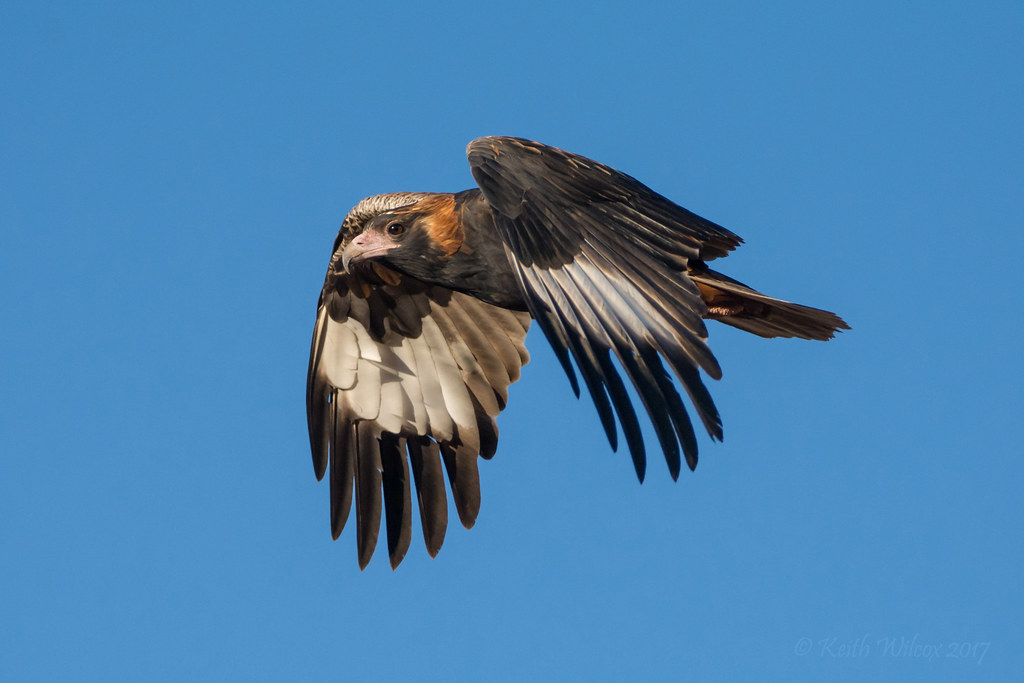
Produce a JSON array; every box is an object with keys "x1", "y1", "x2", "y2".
[
  {"x1": 407, "y1": 437, "x2": 447, "y2": 557},
  {"x1": 380, "y1": 433, "x2": 412, "y2": 569},
  {"x1": 355, "y1": 425, "x2": 382, "y2": 570}
]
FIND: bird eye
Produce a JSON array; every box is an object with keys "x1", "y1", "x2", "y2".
[{"x1": 386, "y1": 222, "x2": 405, "y2": 236}]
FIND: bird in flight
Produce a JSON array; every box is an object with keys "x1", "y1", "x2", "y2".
[{"x1": 307, "y1": 136, "x2": 848, "y2": 569}]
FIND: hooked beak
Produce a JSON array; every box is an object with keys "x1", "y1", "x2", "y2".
[{"x1": 341, "y1": 231, "x2": 398, "y2": 271}]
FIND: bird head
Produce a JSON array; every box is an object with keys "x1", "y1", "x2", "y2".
[
  {"x1": 338, "y1": 193, "x2": 463, "y2": 275},
  {"x1": 340, "y1": 213, "x2": 408, "y2": 271}
]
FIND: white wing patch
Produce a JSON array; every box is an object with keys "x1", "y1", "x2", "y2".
[
  {"x1": 312, "y1": 288, "x2": 529, "y2": 444},
  {"x1": 307, "y1": 273, "x2": 530, "y2": 568}
]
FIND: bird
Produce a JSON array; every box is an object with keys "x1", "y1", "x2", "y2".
[{"x1": 306, "y1": 136, "x2": 848, "y2": 569}]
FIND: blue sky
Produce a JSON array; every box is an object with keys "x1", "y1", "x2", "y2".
[{"x1": 2, "y1": 1, "x2": 1021, "y2": 681}]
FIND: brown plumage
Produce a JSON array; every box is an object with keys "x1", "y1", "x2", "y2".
[
  {"x1": 395, "y1": 193, "x2": 463, "y2": 255},
  {"x1": 307, "y1": 137, "x2": 849, "y2": 569}
]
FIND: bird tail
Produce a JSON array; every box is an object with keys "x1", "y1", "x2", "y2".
[{"x1": 690, "y1": 267, "x2": 849, "y2": 341}]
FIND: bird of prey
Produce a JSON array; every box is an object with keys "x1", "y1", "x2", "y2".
[{"x1": 307, "y1": 136, "x2": 848, "y2": 569}]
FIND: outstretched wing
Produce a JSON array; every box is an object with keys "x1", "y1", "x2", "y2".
[
  {"x1": 467, "y1": 136, "x2": 743, "y2": 480},
  {"x1": 306, "y1": 265, "x2": 530, "y2": 569}
]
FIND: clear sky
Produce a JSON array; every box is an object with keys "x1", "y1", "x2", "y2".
[{"x1": 2, "y1": 2, "x2": 1021, "y2": 681}]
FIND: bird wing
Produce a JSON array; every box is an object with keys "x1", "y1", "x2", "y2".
[
  {"x1": 467, "y1": 136, "x2": 743, "y2": 480},
  {"x1": 306, "y1": 264, "x2": 530, "y2": 569}
]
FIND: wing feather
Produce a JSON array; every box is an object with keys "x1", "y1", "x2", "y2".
[
  {"x1": 407, "y1": 328, "x2": 455, "y2": 442},
  {"x1": 486, "y1": 305, "x2": 531, "y2": 378},
  {"x1": 442, "y1": 296, "x2": 511, "y2": 411},
  {"x1": 355, "y1": 424, "x2": 382, "y2": 569},
  {"x1": 407, "y1": 436, "x2": 447, "y2": 556},
  {"x1": 440, "y1": 442, "x2": 482, "y2": 529},
  {"x1": 419, "y1": 312, "x2": 479, "y2": 444},
  {"x1": 428, "y1": 302, "x2": 501, "y2": 420},
  {"x1": 348, "y1": 324, "x2": 383, "y2": 421},
  {"x1": 380, "y1": 434, "x2": 412, "y2": 569},
  {"x1": 328, "y1": 400, "x2": 356, "y2": 538}
]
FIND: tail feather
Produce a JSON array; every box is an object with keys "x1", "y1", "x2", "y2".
[{"x1": 690, "y1": 268, "x2": 849, "y2": 341}]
